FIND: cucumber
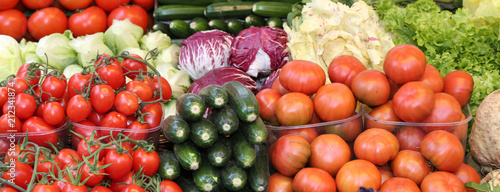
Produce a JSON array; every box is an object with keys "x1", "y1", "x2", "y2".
[
  {"x1": 158, "y1": 151, "x2": 182, "y2": 180},
  {"x1": 173, "y1": 141, "x2": 202, "y2": 171},
  {"x1": 158, "y1": 0, "x2": 227, "y2": 6},
  {"x1": 154, "y1": 5, "x2": 206, "y2": 20},
  {"x1": 190, "y1": 17, "x2": 210, "y2": 34},
  {"x1": 176, "y1": 176, "x2": 201, "y2": 192},
  {"x1": 152, "y1": 22, "x2": 176, "y2": 38},
  {"x1": 267, "y1": 17, "x2": 283, "y2": 28},
  {"x1": 257, "y1": 0, "x2": 301, "y2": 2},
  {"x1": 207, "y1": 137, "x2": 232, "y2": 167},
  {"x1": 252, "y1": 2, "x2": 294, "y2": 18},
  {"x1": 190, "y1": 118, "x2": 219, "y2": 148},
  {"x1": 198, "y1": 84, "x2": 228, "y2": 109},
  {"x1": 169, "y1": 20, "x2": 192, "y2": 39},
  {"x1": 209, "y1": 106, "x2": 239, "y2": 135},
  {"x1": 240, "y1": 117, "x2": 268, "y2": 145},
  {"x1": 230, "y1": 131, "x2": 256, "y2": 169},
  {"x1": 247, "y1": 144, "x2": 270, "y2": 192},
  {"x1": 222, "y1": 81, "x2": 260, "y2": 123},
  {"x1": 221, "y1": 161, "x2": 248, "y2": 191},
  {"x1": 193, "y1": 158, "x2": 221, "y2": 192},
  {"x1": 244, "y1": 14, "x2": 266, "y2": 28},
  {"x1": 162, "y1": 115, "x2": 190, "y2": 143},
  {"x1": 205, "y1": 2, "x2": 254, "y2": 19},
  {"x1": 176, "y1": 93, "x2": 206, "y2": 122},
  {"x1": 226, "y1": 19, "x2": 244, "y2": 35},
  {"x1": 208, "y1": 19, "x2": 228, "y2": 31}
]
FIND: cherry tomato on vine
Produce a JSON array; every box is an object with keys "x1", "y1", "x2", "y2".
[
  {"x1": 41, "y1": 75, "x2": 67, "y2": 101},
  {"x1": 0, "y1": 9, "x2": 27, "y2": 41},
  {"x1": 159, "y1": 180, "x2": 183, "y2": 192},
  {"x1": 77, "y1": 137, "x2": 101, "y2": 158},
  {"x1": 127, "y1": 120, "x2": 149, "y2": 141},
  {"x1": 68, "y1": 73, "x2": 92, "y2": 98},
  {"x1": 32, "y1": 184, "x2": 60, "y2": 192},
  {"x1": 108, "y1": 5, "x2": 149, "y2": 33},
  {"x1": 115, "y1": 91, "x2": 139, "y2": 116},
  {"x1": 121, "y1": 54, "x2": 147, "y2": 79},
  {"x1": 100, "y1": 111, "x2": 128, "y2": 140},
  {"x1": 87, "y1": 110, "x2": 106, "y2": 126},
  {"x1": 96, "y1": 0, "x2": 131, "y2": 12},
  {"x1": 1, "y1": 161, "x2": 33, "y2": 190},
  {"x1": 43, "y1": 101, "x2": 65, "y2": 126},
  {"x1": 53, "y1": 180, "x2": 70, "y2": 191},
  {"x1": 36, "y1": 154, "x2": 61, "y2": 179},
  {"x1": 56, "y1": 148, "x2": 82, "y2": 168},
  {"x1": 97, "y1": 64, "x2": 125, "y2": 90},
  {"x1": 22, "y1": 116, "x2": 58, "y2": 147},
  {"x1": 133, "y1": 75, "x2": 155, "y2": 91},
  {"x1": 59, "y1": 0, "x2": 93, "y2": 11},
  {"x1": 69, "y1": 6, "x2": 107, "y2": 37},
  {"x1": 153, "y1": 76, "x2": 172, "y2": 101},
  {"x1": 0, "y1": 114, "x2": 21, "y2": 133},
  {"x1": 0, "y1": 0, "x2": 18, "y2": 11},
  {"x1": 109, "y1": 171, "x2": 134, "y2": 191},
  {"x1": 82, "y1": 158, "x2": 105, "y2": 187},
  {"x1": 141, "y1": 103, "x2": 163, "y2": 128},
  {"x1": 0, "y1": 87, "x2": 7, "y2": 108},
  {"x1": 90, "y1": 84, "x2": 115, "y2": 114},
  {"x1": 90, "y1": 186, "x2": 113, "y2": 192},
  {"x1": 28, "y1": 7, "x2": 67, "y2": 40},
  {"x1": 15, "y1": 93, "x2": 36, "y2": 119},
  {"x1": 95, "y1": 54, "x2": 121, "y2": 69},
  {"x1": 72, "y1": 120, "x2": 98, "y2": 148},
  {"x1": 132, "y1": 148, "x2": 159, "y2": 177},
  {"x1": 104, "y1": 148, "x2": 133, "y2": 181},
  {"x1": 62, "y1": 184, "x2": 88, "y2": 192},
  {"x1": 121, "y1": 184, "x2": 145, "y2": 192},
  {"x1": 8, "y1": 77, "x2": 29, "y2": 94},
  {"x1": 0, "y1": 187, "x2": 17, "y2": 192},
  {"x1": 132, "y1": 0, "x2": 154, "y2": 11},
  {"x1": 67, "y1": 94, "x2": 92, "y2": 122},
  {"x1": 126, "y1": 81, "x2": 152, "y2": 102}
]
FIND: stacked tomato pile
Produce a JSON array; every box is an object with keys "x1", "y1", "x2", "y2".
[
  {"x1": 258, "y1": 44, "x2": 479, "y2": 191},
  {"x1": 0, "y1": 0, "x2": 154, "y2": 41}
]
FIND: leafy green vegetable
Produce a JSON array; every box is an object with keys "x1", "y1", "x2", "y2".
[
  {"x1": 0, "y1": 35, "x2": 22, "y2": 80},
  {"x1": 140, "y1": 30, "x2": 172, "y2": 53},
  {"x1": 19, "y1": 39, "x2": 40, "y2": 64},
  {"x1": 63, "y1": 64, "x2": 84, "y2": 79},
  {"x1": 35, "y1": 30, "x2": 78, "y2": 72},
  {"x1": 69, "y1": 32, "x2": 114, "y2": 67},
  {"x1": 465, "y1": 181, "x2": 500, "y2": 191},
  {"x1": 104, "y1": 19, "x2": 143, "y2": 55}
]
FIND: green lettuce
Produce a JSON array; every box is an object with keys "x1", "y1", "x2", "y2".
[
  {"x1": 104, "y1": 19, "x2": 144, "y2": 55},
  {"x1": 0, "y1": 35, "x2": 22, "y2": 80},
  {"x1": 154, "y1": 44, "x2": 180, "y2": 68},
  {"x1": 19, "y1": 39, "x2": 41, "y2": 64},
  {"x1": 69, "y1": 32, "x2": 114, "y2": 67},
  {"x1": 36, "y1": 30, "x2": 78, "y2": 71},
  {"x1": 156, "y1": 62, "x2": 191, "y2": 99},
  {"x1": 63, "y1": 64, "x2": 84, "y2": 79},
  {"x1": 140, "y1": 30, "x2": 171, "y2": 53}
]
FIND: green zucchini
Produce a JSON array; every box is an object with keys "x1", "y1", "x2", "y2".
[
  {"x1": 205, "y1": 2, "x2": 254, "y2": 19},
  {"x1": 221, "y1": 161, "x2": 248, "y2": 191},
  {"x1": 240, "y1": 117, "x2": 268, "y2": 145},
  {"x1": 190, "y1": 17, "x2": 210, "y2": 34},
  {"x1": 198, "y1": 84, "x2": 228, "y2": 109},
  {"x1": 226, "y1": 19, "x2": 244, "y2": 35},
  {"x1": 230, "y1": 131, "x2": 256, "y2": 169},
  {"x1": 207, "y1": 137, "x2": 232, "y2": 167},
  {"x1": 244, "y1": 14, "x2": 266, "y2": 28},
  {"x1": 208, "y1": 19, "x2": 228, "y2": 31},
  {"x1": 267, "y1": 17, "x2": 283, "y2": 28},
  {"x1": 152, "y1": 22, "x2": 176, "y2": 38},
  {"x1": 158, "y1": 151, "x2": 182, "y2": 180},
  {"x1": 190, "y1": 118, "x2": 219, "y2": 148},
  {"x1": 176, "y1": 93, "x2": 206, "y2": 122},
  {"x1": 252, "y1": 1, "x2": 294, "y2": 18},
  {"x1": 154, "y1": 5, "x2": 206, "y2": 20},
  {"x1": 173, "y1": 141, "x2": 202, "y2": 171},
  {"x1": 209, "y1": 106, "x2": 239, "y2": 135},
  {"x1": 162, "y1": 115, "x2": 190, "y2": 143},
  {"x1": 169, "y1": 20, "x2": 193, "y2": 39},
  {"x1": 176, "y1": 176, "x2": 201, "y2": 192},
  {"x1": 193, "y1": 158, "x2": 221, "y2": 192},
  {"x1": 248, "y1": 144, "x2": 270, "y2": 192},
  {"x1": 223, "y1": 81, "x2": 260, "y2": 123},
  {"x1": 158, "y1": 0, "x2": 227, "y2": 6}
]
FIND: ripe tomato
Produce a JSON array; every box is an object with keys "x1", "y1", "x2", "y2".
[
  {"x1": 59, "y1": 0, "x2": 93, "y2": 11},
  {"x1": 121, "y1": 54, "x2": 147, "y2": 79},
  {"x1": 132, "y1": 0, "x2": 154, "y2": 11},
  {"x1": 0, "y1": 0, "x2": 18, "y2": 11},
  {"x1": 100, "y1": 111, "x2": 127, "y2": 140},
  {"x1": 132, "y1": 148, "x2": 159, "y2": 177},
  {"x1": 380, "y1": 177, "x2": 420, "y2": 192},
  {"x1": 391, "y1": 150, "x2": 432, "y2": 185},
  {"x1": 82, "y1": 158, "x2": 105, "y2": 187},
  {"x1": 77, "y1": 137, "x2": 101, "y2": 158},
  {"x1": 0, "y1": 9, "x2": 27, "y2": 41},
  {"x1": 96, "y1": 0, "x2": 131, "y2": 12},
  {"x1": 141, "y1": 103, "x2": 163, "y2": 128},
  {"x1": 378, "y1": 165, "x2": 394, "y2": 185},
  {"x1": 8, "y1": 77, "x2": 29, "y2": 94},
  {"x1": 121, "y1": 184, "x2": 145, "y2": 192},
  {"x1": 354, "y1": 128, "x2": 399, "y2": 165},
  {"x1": 127, "y1": 120, "x2": 149, "y2": 141},
  {"x1": 22, "y1": 0, "x2": 55, "y2": 10},
  {"x1": 90, "y1": 84, "x2": 115, "y2": 114},
  {"x1": 87, "y1": 111, "x2": 106, "y2": 126},
  {"x1": 452, "y1": 163, "x2": 481, "y2": 192},
  {"x1": 383, "y1": 44, "x2": 427, "y2": 84},
  {"x1": 90, "y1": 186, "x2": 113, "y2": 192},
  {"x1": 98, "y1": 64, "x2": 125, "y2": 90},
  {"x1": 15, "y1": 92, "x2": 37, "y2": 120},
  {"x1": 336, "y1": 159, "x2": 381, "y2": 192},
  {"x1": 37, "y1": 154, "x2": 61, "y2": 178},
  {"x1": 419, "y1": 64, "x2": 443, "y2": 93},
  {"x1": 0, "y1": 187, "x2": 18, "y2": 192},
  {"x1": 420, "y1": 92, "x2": 462, "y2": 132},
  {"x1": 256, "y1": 89, "x2": 281, "y2": 122},
  {"x1": 18, "y1": 70, "x2": 40, "y2": 86},
  {"x1": 1, "y1": 161, "x2": 33, "y2": 190},
  {"x1": 420, "y1": 130, "x2": 464, "y2": 172},
  {"x1": 126, "y1": 81, "x2": 153, "y2": 102},
  {"x1": 268, "y1": 173, "x2": 293, "y2": 192},
  {"x1": 0, "y1": 114, "x2": 21, "y2": 133},
  {"x1": 272, "y1": 134, "x2": 311, "y2": 176},
  {"x1": 95, "y1": 54, "x2": 122, "y2": 68},
  {"x1": 279, "y1": 60, "x2": 326, "y2": 95},
  {"x1": 293, "y1": 167, "x2": 336, "y2": 192},
  {"x1": 67, "y1": 94, "x2": 92, "y2": 122},
  {"x1": 72, "y1": 120, "x2": 98, "y2": 147},
  {"x1": 324, "y1": 112, "x2": 363, "y2": 142},
  {"x1": 278, "y1": 128, "x2": 318, "y2": 144},
  {"x1": 43, "y1": 101, "x2": 65, "y2": 126},
  {"x1": 275, "y1": 92, "x2": 313, "y2": 126},
  {"x1": 68, "y1": 73, "x2": 91, "y2": 98},
  {"x1": 159, "y1": 180, "x2": 183, "y2": 192},
  {"x1": 392, "y1": 81, "x2": 435, "y2": 122},
  {"x1": 114, "y1": 91, "x2": 139, "y2": 116},
  {"x1": 22, "y1": 116, "x2": 58, "y2": 147},
  {"x1": 0, "y1": 87, "x2": 7, "y2": 107},
  {"x1": 314, "y1": 83, "x2": 356, "y2": 122},
  {"x1": 420, "y1": 171, "x2": 466, "y2": 192},
  {"x1": 365, "y1": 101, "x2": 401, "y2": 132},
  {"x1": 152, "y1": 76, "x2": 172, "y2": 101},
  {"x1": 4, "y1": 144, "x2": 35, "y2": 165},
  {"x1": 394, "y1": 126, "x2": 425, "y2": 152},
  {"x1": 41, "y1": 75, "x2": 67, "y2": 101},
  {"x1": 27, "y1": 7, "x2": 67, "y2": 40},
  {"x1": 56, "y1": 148, "x2": 82, "y2": 168},
  {"x1": 104, "y1": 148, "x2": 133, "y2": 181},
  {"x1": 108, "y1": 5, "x2": 149, "y2": 33},
  {"x1": 69, "y1": 6, "x2": 107, "y2": 37},
  {"x1": 271, "y1": 78, "x2": 290, "y2": 95},
  {"x1": 309, "y1": 134, "x2": 350, "y2": 176},
  {"x1": 351, "y1": 70, "x2": 391, "y2": 106},
  {"x1": 328, "y1": 55, "x2": 367, "y2": 88},
  {"x1": 443, "y1": 70, "x2": 474, "y2": 108},
  {"x1": 62, "y1": 184, "x2": 88, "y2": 192}
]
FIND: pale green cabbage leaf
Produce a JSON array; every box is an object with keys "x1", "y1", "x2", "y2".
[
  {"x1": 69, "y1": 32, "x2": 114, "y2": 67},
  {"x1": 0, "y1": 35, "x2": 22, "y2": 80},
  {"x1": 104, "y1": 20, "x2": 143, "y2": 55},
  {"x1": 36, "y1": 30, "x2": 78, "y2": 71}
]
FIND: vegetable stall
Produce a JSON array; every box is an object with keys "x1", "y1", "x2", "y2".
[{"x1": 0, "y1": 0, "x2": 499, "y2": 191}]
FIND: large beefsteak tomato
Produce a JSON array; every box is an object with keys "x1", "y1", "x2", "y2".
[{"x1": 272, "y1": 134, "x2": 311, "y2": 176}]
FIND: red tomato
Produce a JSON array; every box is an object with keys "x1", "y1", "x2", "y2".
[
  {"x1": 420, "y1": 130, "x2": 464, "y2": 172},
  {"x1": 108, "y1": 5, "x2": 149, "y2": 33},
  {"x1": 383, "y1": 44, "x2": 427, "y2": 84},
  {"x1": 132, "y1": 148, "x2": 159, "y2": 177},
  {"x1": 56, "y1": 148, "x2": 82, "y2": 167},
  {"x1": 1, "y1": 161, "x2": 33, "y2": 190},
  {"x1": 17, "y1": 70, "x2": 40, "y2": 86},
  {"x1": 15, "y1": 92, "x2": 36, "y2": 119},
  {"x1": 90, "y1": 186, "x2": 113, "y2": 192},
  {"x1": 275, "y1": 92, "x2": 313, "y2": 126},
  {"x1": 72, "y1": 120, "x2": 98, "y2": 147},
  {"x1": 69, "y1": 6, "x2": 107, "y2": 37},
  {"x1": 420, "y1": 92, "x2": 462, "y2": 132},
  {"x1": 0, "y1": 0, "x2": 18, "y2": 11},
  {"x1": 391, "y1": 150, "x2": 432, "y2": 185},
  {"x1": 27, "y1": 7, "x2": 67, "y2": 40},
  {"x1": 121, "y1": 54, "x2": 147, "y2": 79},
  {"x1": 152, "y1": 76, "x2": 172, "y2": 101},
  {"x1": 95, "y1": 0, "x2": 131, "y2": 12},
  {"x1": 420, "y1": 171, "x2": 466, "y2": 192},
  {"x1": 314, "y1": 83, "x2": 356, "y2": 122},
  {"x1": 268, "y1": 173, "x2": 293, "y2": 192},
  {"x1": 127, "y1": 120, "x2": 149, "y2": 142},
  {"x1": 278, "y1": 128, "x2": 317, "y2": 144},
  {"x1": 77, "y1": 137, "x2": 101, "y2": 158},
  {"x1": 95, "y1": 54, "x2": 122, "y2": 69},
  {"x1": 0, "y1": 9, "x2": 27, "y2": 41},
  {"x1": 279, "y1": 60, "x2": 326, "y2": 95},
  {"x1": 104, "y1": 148, "x2": 133, "y2": 181},
  {"x1": 324, "y1": 112, "x2": 363, "y2": 142},
  {"x1": 380, "y1": 177, "x2": 421, "y2": 192},
  {"x1": 22, "y1": 0, "x2": 55, "y2": 10},
  {"x1": 114, "y1": 91, "x2": 139, "y2": 116},
  {"x1": 121, "y1": 184, "x2": 145, "y2": 192},
  {"x1": 394, "y1": 126, "x2": 425, "y2": 152},
  {"x1": 62, "y1": 184, "x2": 88, "y2": 192},
  {"x1": 87, "y1": 111, "x2": 106, "y2": 126},
  {"x1": 59, "y1": 0, "x2": 93, "y2": 10},
  {"x1": 67, "y1": 94, "x2": 92, "y2": 122},
  {"x1": 43, "y1": 101, "x2": 65, "y2": 126},
  {"x1": 419, "y1": 64, "x2": 443, "y2": 93},
  {"x1": 132, "y1": 0, "x2": 153, "y2": 10},
  {"x1": 90, "y1": 84, "x2": 115, "y2": 114},
  {"x1": 272, "y1": 134, "x2": 311, "y2": 176},
  {"x1": 351, "y1": 70, "x2": 391, "y2": 106},
  {"x1": 365, "y1": 101, "x2": 401, "y2": 132},
  {"x1": 256, "y1": 88, "x2": 281, "y2": 122},
  {"x1": 271, "y1": 79, "x2": 290, "y2": 95},
  {"x1": 392, "y1": 81, "x2": 435, "y2": 122},
  {"x1": 293, "y1": 167, "x2": 336, "y2": 192},
  {"x1": 141, "y1": 102, "x2": 163, "y2": 128},
  {"x1": 126, "y1": 81, "x2": 153, "y2": 102},
  {"x1": 159, "y1": 180, "x2": 183, "y2": 192},
  {"x1": 0, "y1": 114, "x2": 21, "y2": 133},
  {"x1": 68, "y1": 73, "x2": 92, "y2": 98},
  {"x1": 22, "y1": 116, "x2": 58, "y2": 147},
  {"x1": 309, "y1": 134, "x2": 350, "y2": 176},
  {"x1": 100, "y1": 111, "x2": 128, "y2": 140},
  {"x1": 109, "y1": 171, "x2": 134, "y2": 191},
  {"x1": 328, "y1": 55, "x2": 367, "y2": 88},
  {"x1": 336, "y1": 159, "x2": 381, "y2": 192},
  {"x1": 8, "y1": 77, "x2": 29, "y2": 95},
  {"x1": 0, "y1": 87, "x2": 7, "y2": 108},
  {"x1": 0, "y1": 187, "x2": 17, "y2": 192},
  {"x1": 82, "y1": 158, "x2": 105, "y2": 187},
  {"x1": 452, "y1": 163, "x2": 481, "y2": 192},
  {"x1": 443, "y1": 70, "x2": 474, "y2": 108},
  {"x1": 354, "y1": 128, "x2": 399, "y2": 165},
  {"x1": 41, "y1": 75, "x2": 67, "y2": 101},
  {"x1": 3, "y1": 144, "x2": 35, "y2": 165},
  {"x1": 98, "y1": 64, "x2": 126, "y2": 90},
  {"x1": 378, "y1": 165, "x2": 394, "y2": 186},
  {"x1": 36, "y1": 154, "x2": 61, "y2": 179}
]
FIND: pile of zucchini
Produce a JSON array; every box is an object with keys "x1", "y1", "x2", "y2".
[
  {"x1": 160, "y1": 81, "x2": 270, "y2": 192},
  {"x1": 153, "y1": 0, "x2": 298, "y2": 38}
]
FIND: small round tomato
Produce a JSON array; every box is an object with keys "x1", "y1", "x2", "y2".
[
  {"x1": 275, "y1": 92, "x2": 314, "y2": 126},
  {"x1": 351, "y1": 70, "x2": 391, "y2": 106},
  {"x1": 77, "y1": 137, "x2": 101, "y2": 158},
  {"x1": 95, "y1": 0, "x2": 131, "y2": 12},
  {"x1": 87, "y1": 111, "x2": 106, "y2": 126},
  {"x1": 108, "y1": 5, "x2": 149, "y2": 33},
  {"x1": 90, "y1": 186, "x2": 113, "y2": 192},
  {"x1": 384, "y1": 44, "x2": 427, "y2": 84},
  {"x1": 256, "y1": 88, "x2": 281, "y2": 122},
  {"x1": 72, "y1": 120, "x2": 98, "y2": 147},
  {"x1": 314, "y1": 83, "x2": 356, "y2": 122},
  {"x1": 121, "y1": 54, "x2": 147, "y2": 79},
  {"x1": 127, "y1": 120, "x2": 149, "y2": 141},
  {"x1": 62, "y1": 184, "x2": 88, "y2": 192},
  {"x1": 328, "y1": 55, "x2": 367, "y2": 88},
  {"x1": 132, "y1": 148, "x2": 160, "y2": 177},
  {"x1": 380, "y1": 177, "x2": 420, "y2": 192},
  {"x1": 309, "y1": 134, "x2": 350, "y2": 177},
  {"x1": 336, "y1": 159, "x2": 381, "y2": 192},
  {"x1": 443, "y1": 70, "x2": 474, "y2": 108},
  {"x1": 452, "y1": 163, "x2": 481, "y2": 192},
  {"x1": 36, "y1": 154, "x2": 61, "y2": 179},
  {"x1": 56, "y1": 148, "x2": 82, "y2": 168},
  {"x1": 419, "y1": 64, "x2": 443, "y2": 93},
  {"x1": 41, "y1": 75, "x2": 67, "y2": 101},
  {"x1": 272, "y1": 134, "x2": 311, "y2": 176},
  {"x1": 22, "y1": 116, "x2": 58, "y2": 147},
  {"x1": 354, "y1": 128, "x2": 399, "y2": 165},
  {"x1": 68, "y1": 72, "x2": 92, "y2": 98},
  {"x1": 293, "y1": 167, "x2": 336, "y2": 192},
  {"x1": 82, "y1": 158, "x2": 105, "y2": 187},
  {"x1": 0, "y1": 9, "x2": 27, "y2": 41},
  {"x1": 420, "y1": 92, "x2": 462, "y2": 133},
  {"x1": 268, "y1": 173, "x2": 293, "y2": 192},
  {"x1": 59, "y1": 0, "x2": 93, "y2": 11},
  {"x1": 365, "y1": 101, "x2": 401, "y2": 132},
  {"x1": 0, "y1": 87, "x2": 7, "y2": 108},
  {"x1": 69, "y1": 6, "x2": 107, "y2": 37},
  {"x1": 43, "y1": 101, "x2": 65, "y2": 126},
  {"x1": 27, "y1": 7, "x2": 67, "y2": 40},
  {"x1": 392, "y1": 81, "x2": 435, "y2": 122},
  {"x1": 391, "y1": 150, "x2": 432, "y2": 185},
  {"x1": 159, "y1": 180, "x2": 183, "y2": 192},
  {"x1": 278, "y1": 128, "x2": 318, "y2": 144},
  {"x1": 132, "y1": 0, "x2": 154, "y2": 11},
  {"x1": 141, "y1": 102, "x2": 163, "y2": 128},
  {"x1": 97, "y1": 64, "x2": 125, "y2": 90},
  {"x1": 271, "y1": 78, "x2": 290, "y2": 96},
  {"x1": 420, "y1": 130, "x2": 464, "y2": 172},
  {"x1": 22, "y1": 0, "x2": 55, "y2": 10},
  {"x1": 420, "y1": 171, "x2": 466, "y2": 192},
  {"x1": 104, "y1": 148, "x2": 133, "y2": 181},
  {"x1": 153, "y1": 76, "x2": 172, "y2": 101},
  {"x1": 8, "y1": 77, "x2": 29, "y2": 95},
  {"x1": 324, "y1": 113, "x2": 363, "y2": 142},
  {"x1": 121, "y1": 184, "x2": 145, "y2": 192},
  {"x1": 90, "y1": 84, "x2": 115, "y2": 114},
  {"x1": 394, "y1": 126, "x2": 425, "y2": 152},
  {"x1": 114, "y1": 91, "x2": 139, "y2": 116},
  {"x1": 0, "y1": 114, "x2": 21, "y2": 133},
  {"x1": 0, "y1": 0, "x2": 18, "y2": 11},
  {"x1": 279, "y1": 60, "x2": 326, "y2": 95},
  {"x1": 0, "y1": 187, "x2": 18, "y2": 192},
  {"x1": 126, "y1": 81, "x2": 153, "y2": 102},
  {"x1": 67, "y1": 94, "x2": 92, "y2": 122},
  {"x1": 1, "y1": 161, "x2": 33, "y2": 190}
]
